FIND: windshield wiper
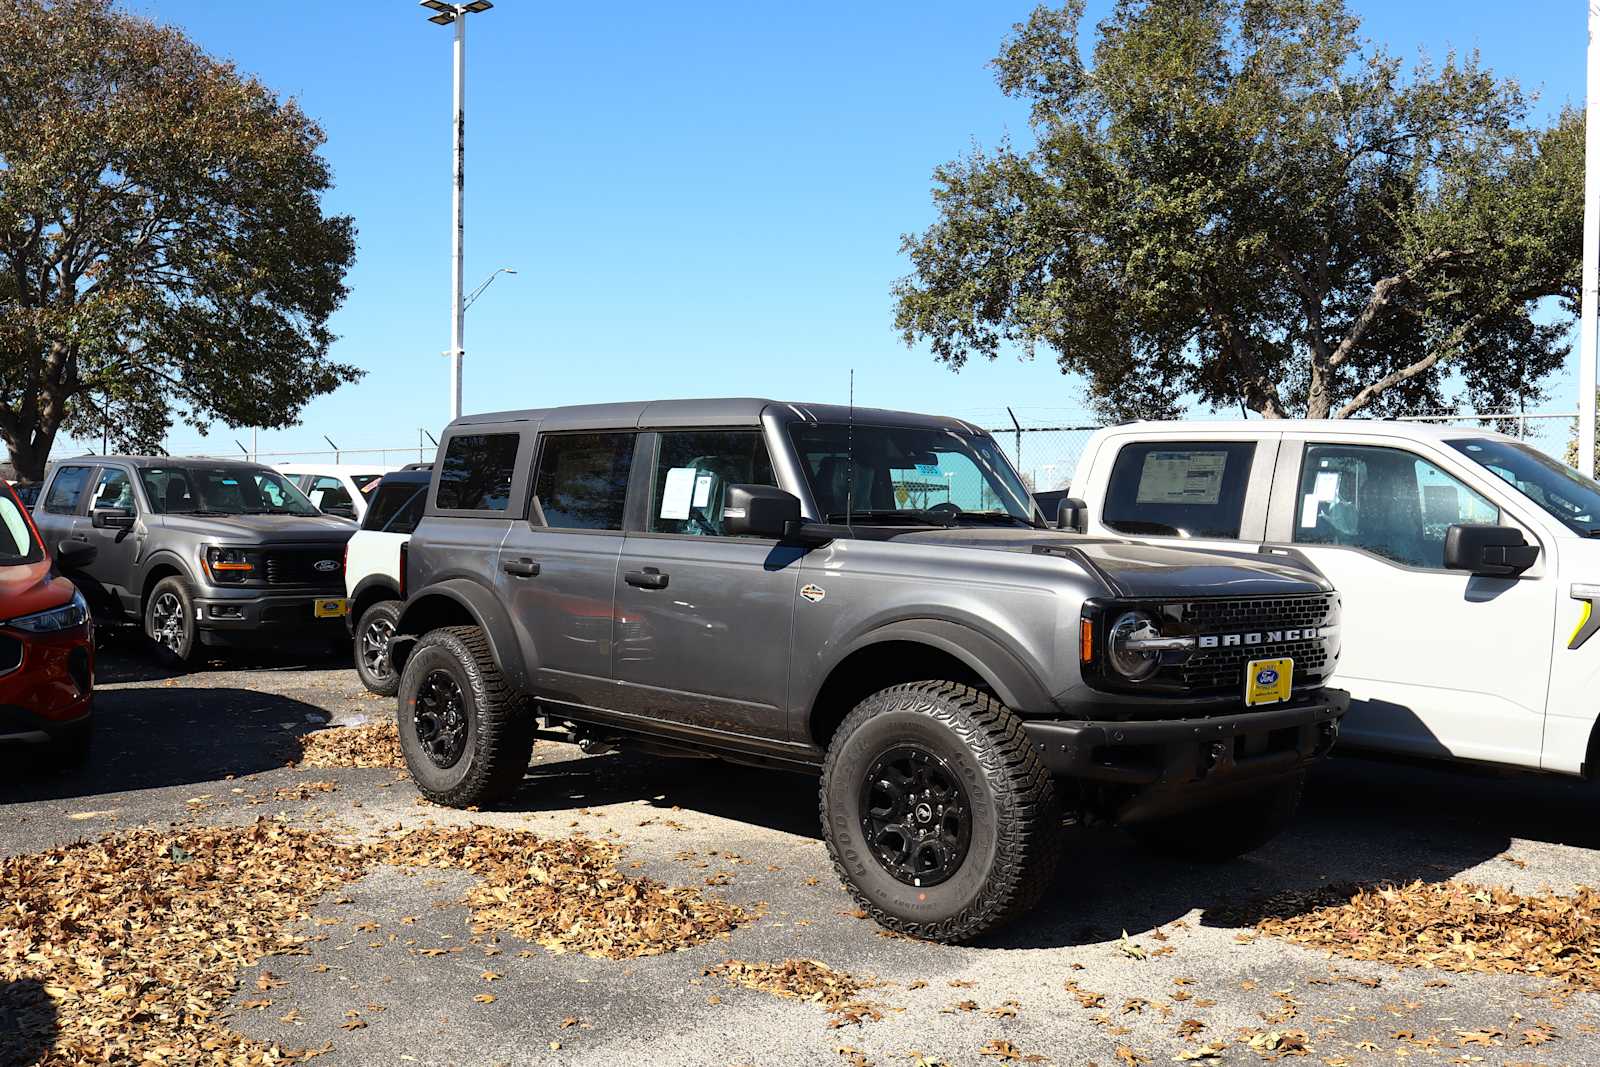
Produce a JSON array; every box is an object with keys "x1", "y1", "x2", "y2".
[{"x1": 826, "y1": 509, "x2": 956, "y2": 527}]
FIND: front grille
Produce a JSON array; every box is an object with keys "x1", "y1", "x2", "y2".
[
  {"x1": 0, "y1": 634, "x2": 21, "y2": 675},
  {"x1": 1134, "y1": 593, "x2": 1339, "y2": 697},
  {"x1": 262, "y1": 546, "x2": 345, "y2": 588}
]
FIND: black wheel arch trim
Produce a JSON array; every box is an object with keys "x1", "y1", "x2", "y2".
[
  {"x1": 392, "y1": 579, "x2": 528, "y2": 690},
  {"x1": 350, "y1": 574, "x2": 402, "y2": 612},
  {"x1": 138, "y1": 550, "x2": 201, "y2": 601},
  {"x1": 813, "y1": 618, "x2": 1055, "y2": 716}
]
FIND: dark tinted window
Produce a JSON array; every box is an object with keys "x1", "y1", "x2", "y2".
[
  {"x1": 43, "y1": 465, "x2": 94, "y2": 515},
  {"x1": 363, "y1": 481, "x2": 427, "y2": 534},
  {"x1": 436, "y1": 433, "x2": 520, "y2": 511},
  {"x1": 1102, "y1": 442, "x2": 1255, "y2": 538},
  {"x1": 532, "y1": 433, "x2": 635, "y2": 531},
  {"x1": 648, "y1": 430, "x2": 776, "y2": 536}
]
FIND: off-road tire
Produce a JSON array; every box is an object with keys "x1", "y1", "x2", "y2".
[
  {"x1": 819, "y1": 681, "x2": 1061, "y2": 944},
  {"x1": 1128, "y1": 772, "x2": 1304, "y2": 862},
  {"x1": 353, "y1": 599, "x2": 402, "y2": 696},
  {"x1": 144, "y1": 575, "x2": 198, "y2": 665},
  {"x1": 397, "y1": 625, "x2": 534, "y2": 807}
]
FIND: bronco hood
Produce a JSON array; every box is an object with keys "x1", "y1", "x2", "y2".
[
  {"x1": 888, "y1": 528, "x2": 1331, "y2": 599},
  {"x1": 153, "y1": 513, "x2": 356, "y2": 544}
]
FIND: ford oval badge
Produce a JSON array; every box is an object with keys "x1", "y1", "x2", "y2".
[
  {"x1": 314, "y1": 559, "x2": 340, "y2": 573},
  {"x1": 1255, "y1": 667, "x2": 1279, "y2": 687}
]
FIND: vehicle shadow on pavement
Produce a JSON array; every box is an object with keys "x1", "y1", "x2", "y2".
[
  {"x1": 502, "y1": 748, "x2": 1593, "y2": 950},
  {"x1": 0, "y1": 686, "x2": 326, "y2": 805},
  {"x1": 0, "y1": 978, "x2": 58, "y2": 1066},
  {"x1": 93, "y1": 632, "x2": 351, "y2": 685}
]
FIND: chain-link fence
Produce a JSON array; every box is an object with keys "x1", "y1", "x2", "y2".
[{"x1": 983, "y1": 424, "x2": 1098, "y2": 492}]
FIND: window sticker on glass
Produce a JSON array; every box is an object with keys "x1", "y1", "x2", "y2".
[
  {"x1": 1134, "y1": 451, "x2": 1228, "y2": 506},
  {"x1": 692, "y1": 471, "x2": 715, "y2": 509},
  {"x1": 660, "y1": 467, "x2": 697, "y2": 520},
  {"x1": 1300, "y1": 470, "x2": 1342, "y2": 528}
]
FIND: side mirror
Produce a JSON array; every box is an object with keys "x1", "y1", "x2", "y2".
[
  {"x1": 1055, "y1": 497, "x2": 1089, "y2": 534},
  {"x1": 1443, "y1": 524, "x2": 1538, "y2": 578},
  {"x1": 723, "y1": 484, "x2": 802, "y2": 539},
  {"x1": 55, "y1": 539, "x2": 97, "y2": 570},
  {"x1": 90, "y1": 506, "x2": 135, "y2": 530},
  {"x1": 322, "y1": 502, "x2": 356, "y2": 521}
]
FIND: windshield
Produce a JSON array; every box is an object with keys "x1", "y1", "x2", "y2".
[
  {"x1": 138, "y1": 466, "x2": 322, "y2": 517},
  {"x1": 1447, "y1": 438, "x2": 1600, "y2": 535},
  {"x1": 789, "y1": 423, "x2": 1035, "y2": 526},
  {"x1": 0, "y1": 485, "x2": 42, "y2": 565}
]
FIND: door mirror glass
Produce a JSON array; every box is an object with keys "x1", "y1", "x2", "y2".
[
  {"x1": 722, "y1": 485, "x2": 801, "y2": 538},
  {"x1": 90, "y1": 506, "x2": 135, "y2": 530},
  {"x1": 1443, "y1": 524, "x2": 1538, "y2": 578}
]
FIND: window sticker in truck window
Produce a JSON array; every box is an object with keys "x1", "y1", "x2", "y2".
[{"x1": 1135, "y1": 450, "x2": 1229, "y2": 506}]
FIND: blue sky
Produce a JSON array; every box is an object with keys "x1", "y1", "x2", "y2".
[{"x1": 99, "y1": 0, "x2": 1586, "y2": 460}]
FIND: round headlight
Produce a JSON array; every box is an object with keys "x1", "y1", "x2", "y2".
[{"x1": 1108, "y1": 610, "x2": 1161, "y2": 682}]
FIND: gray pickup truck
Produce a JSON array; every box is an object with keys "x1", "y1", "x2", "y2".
[
  {"x1": 32, "y1": 457, "x2": 356, "y2": 663},
  {"x1": 390, "y1": 399, "x2": 1349, "y2": 941}
]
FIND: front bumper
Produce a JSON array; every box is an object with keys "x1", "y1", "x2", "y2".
[
  {"x1": 0, "y1": 622, "x2": 94, "y2": 742},
  {"x1": 193, "y1": 590, "x2": 347, "y2": 638},
  {"x1": 1021, "y1": 688, "x2": 1348, "y2": 818}
]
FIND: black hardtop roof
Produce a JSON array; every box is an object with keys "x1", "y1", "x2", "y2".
[
  {"x1": 450, "y1": 398, "x2": 985, "y2": 435},
  {"x1": 377, "y1": 468, "x2": 433, "y2": 485}
]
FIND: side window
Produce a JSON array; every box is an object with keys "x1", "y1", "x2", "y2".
[
  {"x1": 43, "y1": 465, "x2": 94, "y2": 515},
  {"x1": 531, "y1": 433, "x2": 636, "y2": 531},
  {"x1": 362, "y1": 483, "x2": 426, "y2": 533},
  {"x1": 306, "y1": 475, "x2": 351, "y2": 512},
  {"x1": 648, "y1": 430, "x2": 776, "y2": 536},
  {"x1": 436, "y1": 433, "x2": 520, "y2": 511},
  {"x1": 1102, "y1": 442, "x2": 1256, "y2": 538},
  {"x1": 1293, "y1": 444, "x2": 1500, "y2": 569},
  {"x1": 88, "y1": 468, "x2": 135, "y2": 512}
]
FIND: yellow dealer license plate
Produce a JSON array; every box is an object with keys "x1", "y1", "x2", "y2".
[
  {"x1": 1245, "y1": 657, "x2": 1293, "y2": 707},
  {"x1": 313, "y1": 598, "x2": 347, "y2": 619}
]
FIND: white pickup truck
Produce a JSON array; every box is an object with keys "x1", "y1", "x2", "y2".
[{"x1": 1060, "y1": 420, "x2": 1600, "y2": 778}]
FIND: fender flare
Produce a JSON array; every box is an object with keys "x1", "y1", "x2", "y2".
[
  {"x1": 392, "y1": 578, "x2": 529, "y2": 690},
  {"x1": 349, "y1": 574, "x2": 402, "y2": 614},
  {"x1": 815, "y1": 617, "x2": 1055, "y2": 715},
  {"x1": 138, "y1": 549, "x2": 201, "y2": 598}
]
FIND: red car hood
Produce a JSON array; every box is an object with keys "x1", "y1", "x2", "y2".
[{"x1": 0, "y1": 559, "x2": 74, "y2": 621}]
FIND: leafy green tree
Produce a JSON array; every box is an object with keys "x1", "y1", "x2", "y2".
[
  {"x1": 894, "y1": 0, "x2": 1581, "y2": 423},
  {"x1": 0, "y1": 0, "x2": 359, "y2": 480}
]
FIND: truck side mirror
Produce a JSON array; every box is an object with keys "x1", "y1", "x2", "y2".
[
  {"x1": 1055, "y1": 497, "x2": 1089, "y2": 533},
  {"x1": 1443, "y1": 524, "x2": 1537, "y2": 578},
  {"x1": 723, "y1": 484, "x2": 801, "y2": 539},
  {"x1": 90, "y1": 506, "x2": 135, "y2": 530}
]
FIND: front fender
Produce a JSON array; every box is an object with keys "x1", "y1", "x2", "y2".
[{"x1": 392, "y1": 578, "x2": 529, "y2": 690}]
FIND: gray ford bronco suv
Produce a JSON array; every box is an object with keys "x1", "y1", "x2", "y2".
[
  {"x1": 32, "y1": 457, "x2": 356, "y2": 664},
  {"x1": 391, "y1": 399, "x2": 1349, "y2": 941}
]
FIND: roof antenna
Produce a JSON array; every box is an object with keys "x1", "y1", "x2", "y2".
[{"x1": 846, "y1": 369, "x2": 855, "y2": 529}]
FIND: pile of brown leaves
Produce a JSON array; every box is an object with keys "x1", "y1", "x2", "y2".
[
  {"x1": 1256, "y1": 880, "x2": 1600, "y2": 989},
  {"x1": 295, "y1": 719, "x2": 405, "y2": 769},
  {"x1": 704, "y1": 958, "x2": 865, "y2": 1007},
  {"x1": 375, "y1": 826, "x2": 748, "y2": 958},
  {"x1": 0, "y1": 821, "x2": 369, "y2": 1065}
]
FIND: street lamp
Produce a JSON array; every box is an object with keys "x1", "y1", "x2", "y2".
[
  {"x1": 419, "y1": 0, "x2": 496, "y2": 421},
  {"x1": 464, "y1": 266, "x2": 517, "y2": 310}
]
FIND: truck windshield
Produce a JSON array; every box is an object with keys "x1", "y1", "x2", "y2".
[
  {"x1": 1447, "y1": 438, "x2": 1600, "y2": 535},
  {"x1": 789, "y1": 423, "x2": 1035, "y2": 525},
  {"x1": 138, "y1": 466, "x2": 322, "y2": 517}
]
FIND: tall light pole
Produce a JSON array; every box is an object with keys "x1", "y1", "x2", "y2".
[
  {"x1": 420, "y1": 0, "x2": 494, "y2": 422},
  {"x1": 1581, "y1": 0, "x2": 1600, "y2": 476}
]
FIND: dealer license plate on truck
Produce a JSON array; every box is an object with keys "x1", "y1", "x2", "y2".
[
  {"x1": 1244, "y1": 657, "x2": 1293, "y2": 706},
  {"x1": 313, "y1": 598, "x2": 347, "y2": 619}
]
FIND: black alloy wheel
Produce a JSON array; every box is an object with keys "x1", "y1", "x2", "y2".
[
  {"x1": 860, "y1": 744, "x2": 972, "y2": 887},
  {"x1": 414, "y1": 668, "x2": 469, "y2": 769}
]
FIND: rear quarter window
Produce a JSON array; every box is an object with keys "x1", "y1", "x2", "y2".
[
  {"x1": 1102, "y1": 441, "x2": 1256, "y2": 538},
  {"x1": 435, "y1": 433, "x2": 521, "y2": 512}
]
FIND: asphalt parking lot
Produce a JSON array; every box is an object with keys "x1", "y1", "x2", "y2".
[{"x1": 6, "y1": 640, "x2": 1600, "y2": 1066}]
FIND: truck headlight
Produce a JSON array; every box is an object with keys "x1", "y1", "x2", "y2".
[
  {"x1": 205, "y1": 547, "x2": 260, "y2": 584},
  {"x1": 8, "y1": 588, "x2": 89, "y2": 633},
  {"x1": 1108, "y1": 611, "x2": 1163, "y2": 682}
]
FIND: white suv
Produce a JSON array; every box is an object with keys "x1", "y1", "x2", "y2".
[
  {"x1": 278, "y1": 463, "x2": 399, "y2": 523},
  {"x1": 1065, "y1": 420, "x2": 1600, "y2": 779},
  {"x1": 344, "y1": 468, "x2": 429, "y2": 693}
]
